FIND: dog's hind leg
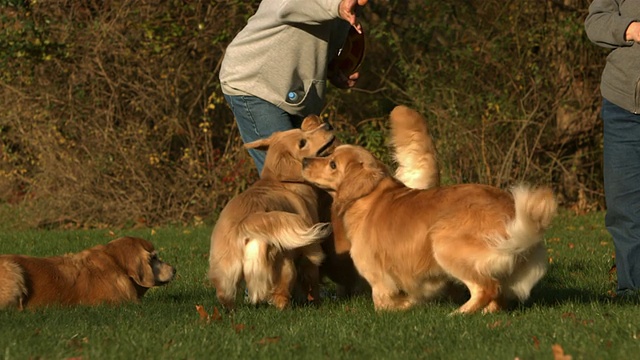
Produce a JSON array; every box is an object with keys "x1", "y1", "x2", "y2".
[
  {"x1": 210, "y1": 260, "x2": 243, "y2": 310},
  {"x1": 482, "y1": 295, "x2": 507, "y2": 313},
  {"x1": 293, "y1": 256, "x2": 323, "y2": 306},
  {"x1": 271, "y1": 256, "x2": 295, "y2": 310},
  {"x1": 367, "y1": 274, "x2": 415, "y2": 311},
  {"x1": 450, "y1": 280, "x2": 499, "y2": 315},
  {"x1": 501, "y1": 243, "x2": 548, "y2": 302}
]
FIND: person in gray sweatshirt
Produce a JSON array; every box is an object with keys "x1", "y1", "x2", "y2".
[
  {"x1": 585, "y1": 0, "x2": 640, "y2": 297},
  {"x1": 220, "y1": 0, "x2": 367, "y2": 174}
]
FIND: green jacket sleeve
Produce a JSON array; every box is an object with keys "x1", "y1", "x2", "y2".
[
  {"x1": 277, "y1": 0, "x2": 342, "y2": 24},
  {"x1": 585, "y1": 0, "x2": 639, "y2": 48}
]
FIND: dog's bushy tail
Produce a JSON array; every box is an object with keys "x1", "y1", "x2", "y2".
[
  {"x1": 500, "y1": 185, "x2": 557, "y2": 254},
  {"x1": 240, "y1": 212, "x2": 332, "y2": 251},
  {"x1": 388, "y1": 105, "x2": 440, "y2": 189},
  {"x1": 0, "y1": 258, "x2": 27, "y2": 309},
  {"x1": 241, "y1": 212, "x2": 332, "y2": 304}
]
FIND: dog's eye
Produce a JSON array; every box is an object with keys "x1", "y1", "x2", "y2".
[
  {"x1": 330, "y1": 161, "x2": 337, "y2": 170},
  {"x1": 298, "y1": 139, "x2": 307, "y2": 148}
]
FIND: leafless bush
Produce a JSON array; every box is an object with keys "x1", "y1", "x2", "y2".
[{"x1": 0, "y1": 0, "x2": 605, "y2": 228}]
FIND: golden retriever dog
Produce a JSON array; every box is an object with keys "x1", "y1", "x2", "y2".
[
  {"x1": 0, "y1": 237, "x2": 175, "y2": 310},
  {"x1": 320, "y1": 105, "x2": 442, "y2": 298},
  {"x1": 302, "y1": 145, "x2": 557, "y2": 314},
  {"x1": 208, "y1": 116, "x2": 335, "y2": 310},
  {"x1": 389, "y1": 105, "x2": 440, "y2": 190}
]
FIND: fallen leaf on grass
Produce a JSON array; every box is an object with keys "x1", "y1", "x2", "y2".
[
  {"x1": 561, "y1": 312, "x2": 576, "y2": 320},
  {"x1": 551, "y1": 344, "x2": 572, "y2": 360},
  {"x1": 608, "y1": 264, "x2": 617, "y2": 282},
  {"x1": 211, "y1": 306, "x2": 222, "y2": 321},
  {"x1": 195, "y1": 304, "x2": 222, "y2": 323},
  {"x1": 257, "y1": 336, "x2": 281, "y2": 345},
  {"x1": 532, "y1": 336, "x2": 540, "y2": 350},
  {"x1": 488, "y1": 320, "x2": 502, "y2": 329},
  {"x1": 163, "y1": 339, "x2": 174, "y2": 350},
  {"x1": 487, "y1": 320, "x2": 511, "y2": 329},
  {"x1": 233, "y1": 323, "x2": 246, "y2": 333},
  {"x1": 196, "y1": 304, "x2": 208, "y2": 320}
]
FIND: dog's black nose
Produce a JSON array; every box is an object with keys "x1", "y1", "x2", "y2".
[
  {"x1": 323, "y1": 122, "x2": 333, "y2": 131},
  {"x1": 302, "y1": 158, "x2": 310, "y2": 168}
]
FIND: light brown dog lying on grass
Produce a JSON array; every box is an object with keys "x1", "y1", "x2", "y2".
[
  {"x1": 302, "y1": 144, "x2": 557, "y2": 314},
  {"x1": 0, "y1": 236, "x2": 175, "y2": 310},
  {"x1": 208, "y1": 116, "x2": 336, "y2": 310}
]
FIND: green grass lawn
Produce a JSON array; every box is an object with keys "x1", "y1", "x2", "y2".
[{"x1": 1, "y1": 211, "x2": 639, "y2": 360}]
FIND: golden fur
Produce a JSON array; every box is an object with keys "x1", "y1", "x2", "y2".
[
  {"x1": 0, "y1": 237, "x2": 175, "y2": 310},
  {"x1": 389, "y1": 105, "x2": 440, "y2": 190},
  {"x1": 208, "y1": 116, "x2": 336, "y2": 310},
  {"x1": 320, "y1": 105, "x2": 442, "y2": 297},
  {"x1": 302, "y1": 145, "x2": 557, "y2": 314}
]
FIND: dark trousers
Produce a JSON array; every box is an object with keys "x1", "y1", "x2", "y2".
[{"x1": 602, "y1": 98, "x2": 640, "y2": 294}]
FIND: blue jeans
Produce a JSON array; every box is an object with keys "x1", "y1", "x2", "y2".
[
  {"x1": 602, "y1": 98, "x2": 640, "y2": 295},
  {"x1": 224, "y1": 95, "x2": 303, "y2": 175}
]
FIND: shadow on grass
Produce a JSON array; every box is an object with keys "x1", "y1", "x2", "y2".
[{"x1": 529, "y1": 264, "x2": 640, "y2": 309}]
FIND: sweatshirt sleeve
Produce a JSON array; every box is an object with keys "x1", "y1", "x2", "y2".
[
  {"x1": 277, "y1": 0, "x2": 343, "y2": 24},
  {"x1": 584, "y1": 0, "x2": 639, "y2": 49}
]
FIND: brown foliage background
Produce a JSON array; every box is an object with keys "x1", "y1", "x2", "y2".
[{"x1": 0, "y1": 0, "x2": 605, "y2": 228}]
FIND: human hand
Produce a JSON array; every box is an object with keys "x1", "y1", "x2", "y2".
[
  {"x1": 338, "y1": 0, "x2": 368, "y2": 34},
  {"x1": 329, "y1": 70, "x2": 359, "y2": 89},
  {"x1": 626, "y1": 22, "x2": 640, "y2": 43}
]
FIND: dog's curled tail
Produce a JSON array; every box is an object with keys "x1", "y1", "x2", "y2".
[
  {"x1": 388, "y1": 105, "x2": 440, "y2": 190},
  {"x1": 0, "y1": 258, "x2": 27, "y2": 310},
  {"x1": 240, "y1": 211, "x2": 332, "y2": 251},
  {"x1": 501, "y1": 185, "x2": 558, "y2": 254},
  {"x1": 241, "y1": 212, "x2": 332, "y2": 304}
]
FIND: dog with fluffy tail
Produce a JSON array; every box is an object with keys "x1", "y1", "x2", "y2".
[
  {"x1": 302, "y1": 143, "x2": 558, "y2": 314},
  {"x1": 319, "y1": 105, "x2": 443, "y2": 297},
  {"x1": 208, "y1": 116, "x2": 336, "y2": 310}
]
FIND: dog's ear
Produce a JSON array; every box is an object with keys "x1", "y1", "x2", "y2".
[
  {"x1": 337, "y1": 159, "x2": 387, "y2": 201},
  {"x1": 265, "y1": 151, "x2": 304, "y2": 182},
  {"x1": 245, "y1": 137, "x2": 272, "y2": 151},
  {"x1": 108, "y1": 237, "x2": 156, "y2": 288},
  {"x1": 129, "y1": 249, "x2": 156, "y2": 288},
  {"x1": 300, "y1": 115, "x2": 323, "y2": 131}
]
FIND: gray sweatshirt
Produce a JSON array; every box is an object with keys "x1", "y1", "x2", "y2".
[
  {"x1": 219, "y1": 0, "x2": 350, "y2": 116},
  {"x1": 585, "y1": 0, "x2": 640, "y2": 114}
]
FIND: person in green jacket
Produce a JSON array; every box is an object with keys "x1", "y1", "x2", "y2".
[
  {"x1": 220, "y1": 0, "x2": 367, "y2": 175},
  {"x1": 585, "y1": 0, "x2": 640, "y2": 296}
]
